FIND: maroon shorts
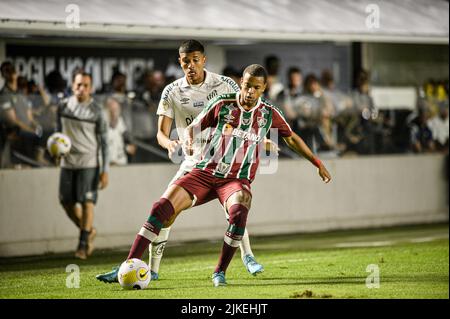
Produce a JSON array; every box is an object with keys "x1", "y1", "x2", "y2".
[{"x1": 173, "y1": 168, "x2": 252, "y2": 207}]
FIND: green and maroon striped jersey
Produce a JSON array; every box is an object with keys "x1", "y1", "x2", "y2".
[{"x1": 190, "y1": 92, "x2": 293, "y2": 182}]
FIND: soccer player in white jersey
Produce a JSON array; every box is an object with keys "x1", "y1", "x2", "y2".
[{"x1": 96, "y1": 40, "x2": 264, "y2": 283}]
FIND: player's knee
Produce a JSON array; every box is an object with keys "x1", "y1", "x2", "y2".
[
  {"x1": 149, "y1": 198, "x2": 176, "y2": 224},
  {"x1": 228, "y1": 203, "x2": 249, "y2": 226},
  {"x1": 228, "y1": 190, "x2": 252, "y2": 209}
]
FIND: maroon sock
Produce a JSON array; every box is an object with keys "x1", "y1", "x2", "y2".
[
  {"x1": 214, "y1": 241, "x2": 238, "y2": 274},
  {"x1": 127, "y1": 234, "x2": 151, "y2": 260}
]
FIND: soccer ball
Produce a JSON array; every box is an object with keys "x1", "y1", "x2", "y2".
[
  {"x1": 118, "y1": 258, "x2": 151, "y2": 290},
  {"x1": 47, "y1": 132, "x2": 71, "y2": 157}
]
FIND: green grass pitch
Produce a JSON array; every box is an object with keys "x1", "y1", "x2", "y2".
[{"x1": 0, "y1": 223, "x2": 448, "y2": 299}]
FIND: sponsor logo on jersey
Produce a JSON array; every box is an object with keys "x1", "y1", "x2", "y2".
[
  {"x1": 162, "y1": 100, "x2": 170, "y2": 111},
  {"x1": 193, "y1": 101, "x2": 204, "y2": 108},
  {"x1": 224, "y1": 114, "x2": 235, "y2": 123},
  {"x1": 231, "y1": 128, "x2": 261, "y2": 142},
  {"x1": 207, "y1": 90, "x2": 218, "y2": 100},
  {"x1": 180, "y1": 97, "x2": 190, "y2": 105}
]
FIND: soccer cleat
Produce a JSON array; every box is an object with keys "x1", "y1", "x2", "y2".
[
  {"x1": 86, "y1": 228, "x2": 97, "y2": 257},
  {"x1": 96, "y1": 266, "x2": 119, "y2": 283},
  {"x1": 151, "y1": 271, "x2": 159, "y2": 281},
  {"x1": 212, "y1": 271, "x2": 227, "y2": 287},
  {"x1": 243, "y1": 254, "x2": 264, "y2": 276}
]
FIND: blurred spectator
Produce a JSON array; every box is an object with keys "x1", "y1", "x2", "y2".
[
  {"x1": 409, "y1": 109, "x2": 435, "y2": 153},
  {"x1": 0, "y1": 62, "x2": 42, "y2": 167},
  {"x1": 264, "y1": 55, "x2": 284, "y2": 102},
  {"x1": 281, "y1": 67, "x2": 303, "y2": 126},
  {"x1": 132, "y1": 70, "x2": 163, "y2": 163},
  {"x1": 352, "y1": 69, "x2": 383, "y2": 154},
  {"x1": 222, "y1": 66, "x2": 241, "y2": 87},
  {"x1": 105, "y1": 97, "x2": 136, "y2": 165},
  {"x1": 427, "y1": 103, "x2": 449, "y2": 153},
  {"x1": 109, "y1": 71, "x2": 133, "y2": 132},
  {"x1": 315, "y1": 107, "x2": 346, "y2": 157}
]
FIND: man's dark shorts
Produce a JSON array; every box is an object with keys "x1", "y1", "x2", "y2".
[{"x1": 59, "y1": 167, "x2": 100, "y2": 205}]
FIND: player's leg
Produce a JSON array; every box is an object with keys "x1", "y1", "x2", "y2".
[
  {"x1": 62, "y1": 203, "x2": 82, "y2": 228},
  {"x1": 148, "y1": 168, "x2": 187, "y2": 280},
  {"x1": 59, "y1": 168, "x2": 81, "y2": 227},
  {"x1": 127, "y1": 184, "x2": 192, "y2": 260},
  {"x1": 213, "y1": 183, "x2": 252, "y2": 287},
  {"x1": 96, "y1": 169, "x2": 209, "y2": 284},
  {"x1": 225, "y1": 207, "x2": 264, "y2": 275},
  {"x1": 75, "y1": 168, "x2": 99, "y2": 259}
]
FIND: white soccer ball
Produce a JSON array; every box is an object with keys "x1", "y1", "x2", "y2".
[
  {"x1": 118, "y1": 258, "x2": 151, "y2": 290},
  {"x1": 47, "y1": 132, "x2": 71, "y2": 157}
]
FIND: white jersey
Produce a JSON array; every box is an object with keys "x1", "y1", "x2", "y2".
[{"x1": 157, "y1": 69, "x2": 240, "y2": 172}]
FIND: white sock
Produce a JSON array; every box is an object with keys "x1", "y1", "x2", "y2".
[
  {"x1": 149, "y1": 227, "x2": 171, "y2": 274},
  {"x1": 239, "y1": 228, "x2": 254, "y2": 260}
]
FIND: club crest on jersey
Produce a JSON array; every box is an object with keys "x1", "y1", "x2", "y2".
[
  {"x1": 257, "y1": 117, "x2": 267, "y2": 127},
  {"x1": 193, "y1": 101, "x2": 204, "y2": 108}
]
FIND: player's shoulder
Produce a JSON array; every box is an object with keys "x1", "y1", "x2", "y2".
[
  {"x1": 260, "y1": 98, "x2": 286, "y2": 117},
  {"x1": 208, "y1": 71, "x2": 240, "y2": 92},
  {"x1": 161, "y1": 78, "x2": 183, "y2": 100},
  {"x1": 212, "y1": 92, "x2": 237, "y2": 103}
]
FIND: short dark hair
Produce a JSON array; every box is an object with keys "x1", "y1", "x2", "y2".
[
  {"x1": 243, "y1": 64, "x2": 268, "y2": 83},
  {"x1": 72, "y1": 69, "x2": 92, "y2": 82},
  {"x1": 320, "y1": 69, "x2": 334, "y2": 87},
  {"x1": 179, "y1": 40, "x2": 205, "y2": 54},
  {"x1": 288, "y1": 67, "x2": 302, "y2": 76},
  {"x1": 0, "y1": 61, "x2": 15, "y2": 77}
]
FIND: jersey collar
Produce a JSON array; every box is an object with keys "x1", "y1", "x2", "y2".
[
  {"x1": 181, "y1": 69, "x2": 212, "y2": 88},
  {"x1": 236, "y1": 92, "x2": 261, "y2": 113}
]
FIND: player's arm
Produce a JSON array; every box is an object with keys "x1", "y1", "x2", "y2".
[
  {"x1": 157, "y1": 115, "x2": 180, "y2": 159},
  {"x1": 97, "y1": 108, "x2": 110, "y2": 189},
  {"x1": 282, "y1": 132, "x2": 331, "y2": 183}
]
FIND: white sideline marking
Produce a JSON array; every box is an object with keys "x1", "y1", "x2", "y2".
[
  {"x1": 334, "y1": 241, "x2": 394, "y2": 248},
  {"x1": 333, "y1": 233, "x2": 448, "y2": 248}
]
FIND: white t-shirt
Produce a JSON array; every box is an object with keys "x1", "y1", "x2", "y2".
[
  {"x1": 157, "y1": 70, "x2": 240, "y2": 167},
  {"x1": 107, "y1": 117, "x2": 128, "y2": 165},
  {"x1": 427, "y1": 115, "x2": 449, "y2": 146}
]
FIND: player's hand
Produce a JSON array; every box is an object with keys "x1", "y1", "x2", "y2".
[
  {"x1": 167, "y1": 140, "x2": 181, "y2": 159},
  {"x1": 184, "y1": 137, "x2": 194, "y2": 156},
  {"x1": 318, "y1": 164, "x2": 332, "y2": 183},
  {"x1": 99, "y1": 172, "x2": 109, "y2": 190},
  {"x1": 264, "y1": 138, "x2": 280, "y2": 155}
]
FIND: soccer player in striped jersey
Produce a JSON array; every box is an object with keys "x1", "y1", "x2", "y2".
[
  {"x1": 96, "y1": 40, "x2": 266, "y2": 283},
  {"x1": 111, "y1": 64, "x2": 331, "y2": 287}
]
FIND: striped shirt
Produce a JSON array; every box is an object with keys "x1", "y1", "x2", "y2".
[
  {"x1": 190, "y1": 92, "x2": 292, "y2": 182},
  {"x1": 157, "y1": 70, "x2": 239, "y2": 163}
]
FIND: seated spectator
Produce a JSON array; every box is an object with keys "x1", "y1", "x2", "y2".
[
  {"x1": 105, "y1": 97, "x2": 136, "y2": 165},
  {"x1": 282, "y1": 67, "x2": 303, "y2": 126},
  {"x1": 315, "y1": 107, "x2": 346, "y2": 157},
  {"x1": 427, "y1": 103, "x2": 449, "y2": 153},
  {"x1": 0, "y1": 62, "x2": 42, "y2": 168},
  {"x1": 409, "y1": 109, "x2": 435, "y2": 153},
  {"x1": 352, "y1": 69, "x2": 383, "y2": 154}
]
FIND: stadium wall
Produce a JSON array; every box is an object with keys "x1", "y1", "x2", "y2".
[{"x1": 0, "y1": 154, "x2": 448, "y2": 257}]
